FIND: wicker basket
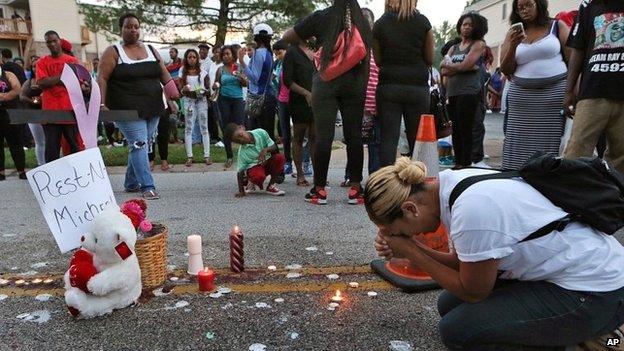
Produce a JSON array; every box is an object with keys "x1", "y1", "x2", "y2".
[{"x1": 135, "y1": 224, "x2": 168, "y2": 290}]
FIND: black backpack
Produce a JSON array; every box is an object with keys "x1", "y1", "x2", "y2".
[{"x1": 449, "y1": 153, "x2": 624, "y2": 242}]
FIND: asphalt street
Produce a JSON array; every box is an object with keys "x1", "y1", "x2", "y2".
[{"x1": 2, "y1": 113, "x2": 619, "y2": 351}]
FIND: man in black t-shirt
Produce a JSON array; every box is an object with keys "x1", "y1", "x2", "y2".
[{"x1": 564, "y1": 0, "x2": 624, "y2": 174}]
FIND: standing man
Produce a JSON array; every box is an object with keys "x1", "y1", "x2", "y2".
[
  {"x1": 36, "y1": 30, "x2": 82, "y2": 162},
  {"x1": 166, "y1": 47, "x2": 182, "y2": 85},
  {"x1": 91, "y1": 57, "x2": 99, "y2": 79},
  {"x1": 198, "y1": 43, "x2": 212, "y2": 73},
  {"x1": 564, "y1": 0, "x2": 624, "y2": 174}
]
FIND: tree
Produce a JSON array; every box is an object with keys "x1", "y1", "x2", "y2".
[
  {"x1": 79, "y1": 0, "x2": 331, "y2": 47},
  {"x1": 433, "y1": 20, "x2": 456, "y2": 68}
]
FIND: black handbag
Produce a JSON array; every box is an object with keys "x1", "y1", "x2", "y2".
[
  {"x1": 428, "y1": 72, "x2": 452, "y2": 139},
  {"x1": 245, "y1": 59, "x2": 273, "y2": 119}
]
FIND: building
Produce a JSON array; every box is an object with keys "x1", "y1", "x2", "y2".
[
  {"x1": 465, "y1": 0, "x2": 580, "y2": 66},
  {"x1": 0, "y1": 0, "x2": 116, "y2": 68}
]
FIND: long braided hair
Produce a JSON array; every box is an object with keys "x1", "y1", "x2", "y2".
[{"x1": 319, "y1": 0, "x2": 372, "y2": 72}]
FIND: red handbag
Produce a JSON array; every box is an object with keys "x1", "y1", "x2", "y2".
[{"x1": 314, "y1": 20, "x2": 367, "y2": 82}]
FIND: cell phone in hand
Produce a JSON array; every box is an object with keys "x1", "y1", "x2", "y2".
[{"x1": 510, "y1": 22, "x2": 525, "y2": 35}]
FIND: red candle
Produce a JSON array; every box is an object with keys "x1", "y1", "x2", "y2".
[
  {"x1": 230, "y1": 226, "x2": 244, "y2": 273},
  {"x1": 197, "y1": 268, "x2": 215, "y2": 292}
]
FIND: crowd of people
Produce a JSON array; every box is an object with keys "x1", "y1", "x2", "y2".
[{"x1": 1, "y1": 0, "x2": 624, "y2": 349}]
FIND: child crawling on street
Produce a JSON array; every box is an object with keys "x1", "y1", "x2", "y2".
[{"x1": 224, "y1": 123, "x2": 286, "y2": 198}]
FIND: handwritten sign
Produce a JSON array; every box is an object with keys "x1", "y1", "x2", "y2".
[{"x1": 27, "y1": 148, "x2": 117, "y2": 253}]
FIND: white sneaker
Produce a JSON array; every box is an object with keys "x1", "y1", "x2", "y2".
[
  {"x1": 215, "y1": 141, "x2": 225, "y2": 148},
  {"x1": 266, "y1": 184, "x2": 285, "y2": 196},
  {"x1": 471, "y1": 161, "x2": 491, "y2": 168},
  {"x1": 484, "y1": 154, "x2": 491, "y2": 160},
  {"x1": 114, "y1": 142, "x2": 124, "y2": 147},
  {"x1": 245, "y1": 183, "x2": 258, "y2": 194}
]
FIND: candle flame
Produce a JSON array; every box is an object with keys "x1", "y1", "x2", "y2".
[
  {"x1": 233, "y1": 226, "x2": 240, "y2": 232},
  {"x1": 335, "y1": 290, "x2": 341, "y2": 298}
]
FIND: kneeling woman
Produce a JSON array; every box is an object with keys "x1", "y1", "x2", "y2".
[{"x1": 364, "y1": 158, "x2": 624, "y2": 350}]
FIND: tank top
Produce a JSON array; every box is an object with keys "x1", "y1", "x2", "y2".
[
  {"x1": 446, "y1": 42, "x2": 483, "y2": 97},
  {"x1": 219, "y1": 67, "x2": 243, "y2": 99},
  {"x1": 515, "y1": 21, "x2": 567, "y2": 79},
  {"x1": 107, "y1": 43, "x2": 165, "y2": 119},
  {"x1": 0, "y1": 66, "x2": 17, "y2": 110}
]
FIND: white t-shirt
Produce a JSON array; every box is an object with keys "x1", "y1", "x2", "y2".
[
  {"x1": 200, "y1": 58, "x2": 211, "y2": 75},
  {"x1": 438, "y1": 169, "x2": 624, "y2": 292},
  {"x1": 208, "y1": 62, "x2": 223, "y2": 90}
]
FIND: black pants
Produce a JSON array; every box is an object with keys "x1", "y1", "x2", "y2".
[
  {"x1": 312, "y1": 72, "x2": 367, "y2": 187},
  {"x1": 248, "y1": 93, "x2": 278, "y2": 142},
  {"x1": 43, "y1": 123, "x2": 80, "y2": 163},
  {"x1": 149, "y1": 114, "x2": 170, "y2": 161},
  {"x1": 218, "y1": 96, "x2": 245, "y2": 159},
  {"x1": 377, "y1": 84, "x2": 430, "y2": 167},
  {"x1": 472, "y1": 98, "x2": 486, "y2": 163},
  {"x1": 208, "y1": 101, "x2": 221, "y2": 142},
  {"x1": 0, "y1": 113, "x2": 25, "y2": 172},
  {"x1": 448, "y1": 94, "x2": 480, "y2": 167}
]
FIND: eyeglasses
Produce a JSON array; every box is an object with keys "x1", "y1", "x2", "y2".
[{"x1": 517, "y1": 2, "x2": 536, "y2": 12}]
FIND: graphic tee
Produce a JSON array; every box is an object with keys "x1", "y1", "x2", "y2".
[{"x1": 567, "y1": 0, "x2": 624, "y2": 101}]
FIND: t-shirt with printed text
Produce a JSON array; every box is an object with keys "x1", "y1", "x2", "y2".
[{"x1": 567, "y1": 0, "x2": 624, "y2": 101}]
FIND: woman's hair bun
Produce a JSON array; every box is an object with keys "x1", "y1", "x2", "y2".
[{"x1": 394, "y1": 157, "x2": 427, "y2": 184}]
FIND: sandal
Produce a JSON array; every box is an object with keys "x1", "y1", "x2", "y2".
[
  {"x1": 224, "y1": 158, "x2": 233, "y2": 170},
  {"x1": 297, "y1": 178, "x2": 310, "y2": 187},
  {"x1": 161, "y1": 162, "x2": 170, "y2": 171},
  {"x1": 185, "y1": 158, "x2": 193, "y2": 167},
  {"x1": 205, "y1": 157, "x2": 213, "y2": 166}
]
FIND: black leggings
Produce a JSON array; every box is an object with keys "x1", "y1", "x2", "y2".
[
  {"x1": 149, "y1": 114, "x2": 170, "y2": 161},
  {"x1": 218, "y1": 96, "x2": 245, "y2": 159},
  {"x1": 377, "y1": 84, "x2": 430, "y2": 167},
  {"x1": 248, "y1": 93, "x2": 278, "y2": 142},
  {"x1": 42, "y1": 123, "x2": 80, "y2": 163},
  {"x1": 0, "y1": 113, "x2": 25, "y2": 172},
  {"x1": 311, "y1": 72, "x2": 367, "y2": 187},
  {"x1": 448, "y1": 94, "x2": 480, "y2": 167}
]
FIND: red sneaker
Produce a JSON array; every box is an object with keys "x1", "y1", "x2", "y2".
[
  {"x1": 305, "y1": 187, "x2": 328, "y2": 205},
  {"x1": 266, "y1": 184, "x2": 285, "y2": 196},
  {"x1": 348, "y1": 186, "x2": 364, "y2": 205}
]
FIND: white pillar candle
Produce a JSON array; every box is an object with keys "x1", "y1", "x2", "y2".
[{"x1": 187, "y1": 235, "x2": 202, "y2": 255}]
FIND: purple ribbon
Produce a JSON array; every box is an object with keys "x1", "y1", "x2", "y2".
[{"x1": 60, "y1": 64, "x2": 101, "y2": 149}]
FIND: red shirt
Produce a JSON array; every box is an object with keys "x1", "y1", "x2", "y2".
[{"x1": 36, "y1": 54, "x2": 79, "y2": 111}]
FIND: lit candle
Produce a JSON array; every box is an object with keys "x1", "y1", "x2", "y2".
[
  {"x1": 331, "y1": 290, "x2": 343, "y2": 303},
  {"x1": 15, "y1": 279, "x2": 25, "y2": 286},
  {"x1": 198, "y1": 268, "x2": 215, "y2": 292},
  {"x1": 43, "y1": 278, "x2": 54, "y2": 284},
  {"x1": 0, "y1": 279, "x2": 9, "y2": 286},
  {"x1": 32, "y1": 279, "x2": 42, "y2": 285}
]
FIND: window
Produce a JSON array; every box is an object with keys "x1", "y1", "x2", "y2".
[
  {"x1": 0, "y1": 8, "x2": 5, "y2": 19},
  {"x1": 502, "y1": 3, "x2": 507, "y2": 20}
]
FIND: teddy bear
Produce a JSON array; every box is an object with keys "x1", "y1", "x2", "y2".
[{"x1": 63, "y1": 200, "x2": 147, "y2": 319}]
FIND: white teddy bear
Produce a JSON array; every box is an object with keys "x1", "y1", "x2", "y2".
[{"x1": 64, "y1": 207, "x2": 142, "y2": 318}]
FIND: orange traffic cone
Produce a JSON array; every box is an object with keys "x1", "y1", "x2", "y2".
[{"x1": 371, "y1": 114, "x2": 449, "y2": 292}]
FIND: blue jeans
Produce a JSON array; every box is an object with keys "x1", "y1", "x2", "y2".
[
  {"x1": 116, "y1": 117, "x2": 159, "y2": 192},
  {"x1": 278, "y1": 101, "x2": 292, "y2": 163},
  {"x1": 437, "y1": 280, "x2": 624, "y2": 350}
]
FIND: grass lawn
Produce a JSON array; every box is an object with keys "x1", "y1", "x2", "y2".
[{"x1": 3, "y1": 143, "x2": 239, "y2": 170}]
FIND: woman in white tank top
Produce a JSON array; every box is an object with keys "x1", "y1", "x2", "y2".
[{"x1": 500, "y1": 0, "x2": 571, "y2": 170}]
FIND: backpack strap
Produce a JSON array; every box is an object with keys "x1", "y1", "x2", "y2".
[
  {"x1": 448, "y1": 171, "x2": 520, "y2": 210},
  {"x1": 448, "y1": 170, "x2": 573, "y2": 243}
]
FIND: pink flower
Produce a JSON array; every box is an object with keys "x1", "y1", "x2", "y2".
[
  {"x1": 120, "y1": 201, "x2": 145, "y2": 229},
  {"x1": 139, "y1": 220, "x2": 153, "y2": 233}
]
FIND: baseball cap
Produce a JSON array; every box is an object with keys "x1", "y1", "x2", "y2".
[{"x1": 253, "y1": 23, "x2": 273, "y2": 36}]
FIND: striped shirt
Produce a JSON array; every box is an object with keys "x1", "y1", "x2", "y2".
[{"x1": 365, "y1": 55, "x2": 379, "y2": 115}]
